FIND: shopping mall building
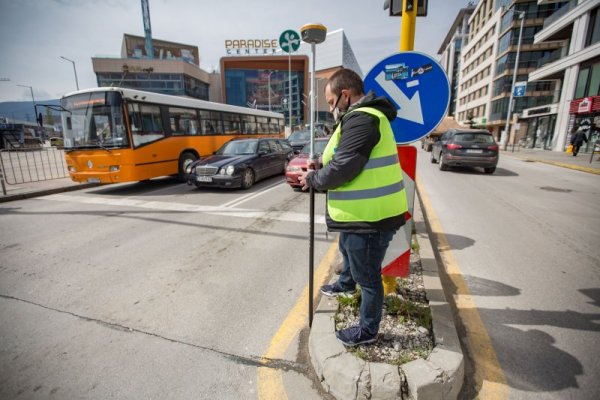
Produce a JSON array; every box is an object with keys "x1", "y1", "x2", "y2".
[{"x1": 92, "y1": 29, "x2": 362, "y2": 129}]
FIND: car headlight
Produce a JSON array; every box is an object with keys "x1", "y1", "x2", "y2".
[
  {"x1": 286, "y1": 165, "x2": 302, "y2": 172},
  {"x1": 225, "y1": 165, "x2": 235, "y2": 176}
]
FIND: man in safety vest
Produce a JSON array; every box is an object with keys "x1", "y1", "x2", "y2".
[{"x1": 299, "y1": 68, "x2": 408, "y2": 346}]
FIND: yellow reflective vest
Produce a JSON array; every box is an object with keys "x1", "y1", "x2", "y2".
[{"x1": 322, "y1": 106, "x2": 408, "y2": 223}]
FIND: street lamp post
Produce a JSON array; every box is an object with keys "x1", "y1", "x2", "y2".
[
  {"x1": 60, "y1": 56, "x2": 80, "y2": 91},
  {"x1": 17, "y1": 84, "x2": 36, "y2": 122},
  {"x1": 503, "y1": 10, "x2": 525, "y2": 151}
]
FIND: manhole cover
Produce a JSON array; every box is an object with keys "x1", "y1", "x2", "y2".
[{"x1": 540, "y1": 186, "x2": 572, "y2": 193}]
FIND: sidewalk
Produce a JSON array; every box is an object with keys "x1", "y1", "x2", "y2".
[
  {"x1": 500, "y1": 147, "x2": 600, "y2": 175},
  {"x1": 0, "y1": 177, "x2": 98, "y2": 203}
]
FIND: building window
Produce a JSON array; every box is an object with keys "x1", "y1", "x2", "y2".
[
  {"x1": 586, "y1": 7, "x2": 600, "y2": 47},
  {"x1": 575, "y1": 62, "x2": 600, "y2": 99}
]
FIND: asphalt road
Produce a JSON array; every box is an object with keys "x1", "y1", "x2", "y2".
[
  {"x1": 416, "y1": 147, "x2": 600, "y2": 399},
  {"x1": 0, "y1": 176, "x2": 334, "y2": 399}
]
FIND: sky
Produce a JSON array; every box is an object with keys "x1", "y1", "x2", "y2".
[{"x1": 0, "y1": 0, "x2": 470, "y2": 103}]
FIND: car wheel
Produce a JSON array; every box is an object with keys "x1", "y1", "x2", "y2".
[
  {"x1": 439, "y1": 153, "x2": 448, "y2": 171},
  {"x1": 178, "y1": 152, "x2": 197, "y2": 182},
  {"x1": 241, "y1": 168, "x2": 255, "y2": 189},
  {"x1": 484, "y1": 167, "x2": 496, "y2": 174},
  {"x1": 430, "y1": 151, "x2": 437, "y2": 163},
  {"x1": 283, "y1": 160, "x2": 289, "y2": 174}
]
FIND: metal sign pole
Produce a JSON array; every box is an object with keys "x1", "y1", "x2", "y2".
[
  {"x1": 301, "y1": 23, "x2": 327, "y2": 328},
  {"x1": 289, "y1": 53, "x2": 292, "y2": 136}
]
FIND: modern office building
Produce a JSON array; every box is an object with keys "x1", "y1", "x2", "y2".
[
  {"x1": 455, "y1": 0, "x2": 502, "y2": 130},
  {"x1": 526, "y1": 0, "x2": 600, "y2": 152},
  {"x1": 438, "y1": 5, "x2": 476, "y2": 116},
  {"x1": 295, "y1": 28, "x2": 363, "y2": 124},
  {"x1": 454, "y1": 0, "x2": 568, "y2": 143},
  {"x1": 92, "y1": 34, "x2": 211, "y2": 100},
  {"x1": 489, "y1": 0, "x2": 567, "y2": 145}
]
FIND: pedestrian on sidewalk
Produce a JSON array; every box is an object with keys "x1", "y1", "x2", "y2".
[
  {"x1": 570, "y1": 130, "x2": 589, "y2": 156},
  {"x1": 298, "y1": 68, "x2": 408, "y2": 347}
]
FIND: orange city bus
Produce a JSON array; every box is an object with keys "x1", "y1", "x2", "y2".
[{"x1": 60, "y1": 87, "x2": 285, "y2": 184}]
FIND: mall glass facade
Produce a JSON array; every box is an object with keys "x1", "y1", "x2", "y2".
[
  {"x1": 96, "y1": 73, "x2": 209, "y2": 100},
  {"x1": 224, "y1": 69, "x2": 305, "y2": 126}
]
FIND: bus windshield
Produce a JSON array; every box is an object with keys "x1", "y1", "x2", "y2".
[{"x1": 61, "y1": 91, "x2": 129, "y2": 150}]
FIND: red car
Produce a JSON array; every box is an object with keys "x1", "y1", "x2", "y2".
[{"x1": 285, "y1": 137, "x2": 330, "y2": 189}]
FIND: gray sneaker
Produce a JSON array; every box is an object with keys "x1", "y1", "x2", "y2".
[{"x1": 320, "y1": 282, "x2": 356, "y2": 297}]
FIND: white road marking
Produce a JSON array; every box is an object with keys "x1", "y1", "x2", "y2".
[
  {"x1": 221, "y1": 180, "x2": 285, "y2": 209},
  {"x1": 43, "y1": 194, "x2": 325, "y2": 225}
]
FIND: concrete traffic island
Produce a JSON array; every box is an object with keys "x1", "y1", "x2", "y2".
[{"x1": 308, "y1": 197, "x2": 464, "y2": 399}]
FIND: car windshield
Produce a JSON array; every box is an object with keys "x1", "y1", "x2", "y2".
[
  {"x1": 217, "y1": 140, "x2": 258, "y2": 155},
  {"x1": 288, "y1": 131, "x2": 310, "y2": 141},
  {"x1": 300, "y1": 140, "x2": 329, "y2": 155},
  {"x1": 454, "y1": 133, "x2": 494, "y2": 144},
  {"x1": 61, "y1": 91, "x2": 129, "y2": 150}
]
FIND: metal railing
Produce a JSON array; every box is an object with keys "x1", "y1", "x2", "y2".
[{"x1": 0, "y1": 147, "x2": 69, "y2": 187}]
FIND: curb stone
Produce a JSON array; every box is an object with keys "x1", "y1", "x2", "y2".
[{"x1": 308, "y1": 193, "x2": 464, "y2": 399}]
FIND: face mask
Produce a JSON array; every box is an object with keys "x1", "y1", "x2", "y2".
[{"x1": 332, "y1": 93, "x2": 349, "y2": 123}]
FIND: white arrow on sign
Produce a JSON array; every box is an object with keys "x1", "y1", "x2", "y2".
[{"x1": 375, "y1": 71, "x2": 424, "y2": 125}]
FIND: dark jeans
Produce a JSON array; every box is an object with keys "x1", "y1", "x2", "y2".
[
  {"x1": 573, "y1": 144, "x2": 582, "y2": 156},
  {"x1": 337, "y1": 230, "x2": 396, "y2": 336}
]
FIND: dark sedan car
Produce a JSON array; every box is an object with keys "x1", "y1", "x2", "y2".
[
  {"x1": 431, "y1": 129, "x2": 499, "y2": 174},
  {"x1": 287, "y1": 129, "x2": 327, "y2": 153},
  {"x1": 186, "y1": 138, "x2": 293, "y2": 189}
]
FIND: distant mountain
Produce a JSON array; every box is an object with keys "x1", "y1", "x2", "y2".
[{"x1": 0, "y1": 99, "x2": 61, "y2": 123}]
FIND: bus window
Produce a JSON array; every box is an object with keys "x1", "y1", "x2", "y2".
[
  {"x1": 128, "y1": 103, "x2": 165, "y2": 147},
  {"x1": 199, "y1": 110, "x2": 223, "y2": 135},
  {"x1": 222, "y1": 112, "x2": 241, "y2": 134},
  {"x1": 242, "y1": 115, "x2": 257, "y2": 134},
  {"x1": 169, "y1": 107, "x2": 199, "y2": 136},
  {"x1": 268, "y1": 118, "x2": 280, "y2": 134},
  {"x1": 256, "y1": 117, "x2": 269, "y2": 134}
]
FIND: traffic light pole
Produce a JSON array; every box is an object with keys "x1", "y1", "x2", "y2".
[{"x1": 382, "y1": 0, "x2": 417, "y2": 297}]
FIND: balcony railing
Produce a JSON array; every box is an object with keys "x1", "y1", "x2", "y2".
[{"x1": 543, "y1": 1, "x2": 578, "y2": 30}]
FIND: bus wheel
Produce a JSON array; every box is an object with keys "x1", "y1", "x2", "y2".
[
  {"x1": 178, "y1": 152, "x2": 197, "y2": 182},
  {"x1": 241, "y1": 168, "x2": 255, "y2": 189}
]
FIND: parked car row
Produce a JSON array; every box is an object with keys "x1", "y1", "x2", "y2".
[
  {"x1": 430, "y1": 128, "x2": 499, "y2": 174},
  {"x1": 185, "y1": 135, "x2": 333, "y2": 190}
]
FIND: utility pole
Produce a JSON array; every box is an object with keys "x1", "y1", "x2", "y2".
[{"x1": 503, "y1": 10, "x2": 525, "y2": 150}]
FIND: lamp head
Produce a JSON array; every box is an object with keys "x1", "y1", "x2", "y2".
[{"x1": 300, "y1": 23, "x2": 327, "y2": 44}]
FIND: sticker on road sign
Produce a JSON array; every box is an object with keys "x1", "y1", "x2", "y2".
[{"x1": 364, "y1": 52, "x2": 450, "y2": 144}]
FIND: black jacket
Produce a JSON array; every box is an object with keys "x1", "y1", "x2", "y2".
[
  {"x1": 570, "y1": 131, "x2": 589, "y2": 146},
  {"x1": 306, "y1": 91, "x2": 406, "y2": 233}
]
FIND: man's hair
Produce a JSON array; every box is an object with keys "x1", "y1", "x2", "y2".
[{"x1": 326, "y1": 68, "x2": 364, "y2": 97}]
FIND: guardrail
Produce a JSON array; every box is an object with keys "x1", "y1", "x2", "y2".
[{"x1": 0, "y1": 147, "x2": 69, "y2": 192}]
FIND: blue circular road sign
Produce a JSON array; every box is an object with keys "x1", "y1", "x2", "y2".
[{"x1": 364, "y1": 52, "x2": 450, "y2": 144}]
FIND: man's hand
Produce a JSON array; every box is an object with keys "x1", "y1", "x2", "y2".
[
  {"x1": 298, "y1": 170, "x2": 312, "y2": 191},
  {"x1": 298, "y1": 159, "x2": 318, "y2": 191}
]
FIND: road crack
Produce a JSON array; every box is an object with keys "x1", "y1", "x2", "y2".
[{"x1": 0, "y1": 293, "x2": 307, "y2": 374}]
